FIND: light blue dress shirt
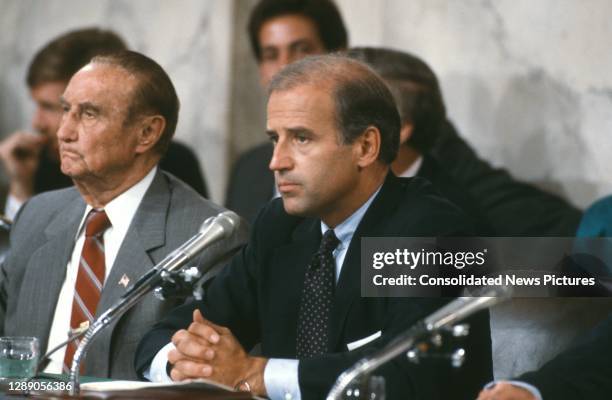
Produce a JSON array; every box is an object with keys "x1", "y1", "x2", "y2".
[
  {"x1": 264, "y1": 186, "x2": 381, "y2": 400},
  {"x1": 147, "y1": 187, "x2": 382, "y2": 400}
]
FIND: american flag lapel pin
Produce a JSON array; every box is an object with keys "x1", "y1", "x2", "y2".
[{"x1": 118, "y1": 274, "x2": 130, "y2": 288}]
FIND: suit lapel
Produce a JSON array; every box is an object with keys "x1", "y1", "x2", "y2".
[
  {"x1": 18, "y1": 194, "x2": 86, "y2": 352},
  {"x1": 97, "y1": 171, "x2": 168, "y2": 312},
  {"x1": 266, "y1": 219, "x2": 320, "y2": 355},
  {"x1": 90, "y1": 170, "x2": 169, "y2": 375},
  {"x1": 330, "y1": 173, "x2": 403, "y2": 349}
]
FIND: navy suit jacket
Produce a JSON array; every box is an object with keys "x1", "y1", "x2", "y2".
[
  {"x1": 226, "y1": 121, "x2": 582, "y2": 235},
  {"x1": 520, "y1": 313, "x2": 612, "y2": 400},
  {"x1": 137, "y1": 173, "x2": 492, "y2": 399}
]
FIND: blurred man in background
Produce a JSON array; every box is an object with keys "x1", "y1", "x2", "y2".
[
  {"x1": 347, "y1": 46, "x2": 491, "y2": 234},
  {"x1": 226, "y1": 0, "x2": 581, "y2": 236},
  {"x1": 0, "y1": 27, "x2": 208, "y2": 220}
]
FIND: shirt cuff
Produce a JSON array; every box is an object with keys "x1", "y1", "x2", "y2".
[
  {"x1": 264, "y1": 358, "x2": 301, "y2": 400},
  {"x1": 4, "y1": 194, "x2": 23, "y2": 220},
  {"x1": 143, "y1": 342, "x2": 175, "y2": 382},
  {"x1": 484, "y1": 380, "x2": 543, "y2": 400}
]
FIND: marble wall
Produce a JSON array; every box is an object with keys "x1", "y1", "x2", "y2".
[
  {"x1": 0, "y1": 0, "x2": 233, "y2": 201},
  {"x1": 335, "y1": 0, "x2": 612, "y2": 208},
  {"x1": 1, "y1": 0, "x2": 611, "y2": 207}
]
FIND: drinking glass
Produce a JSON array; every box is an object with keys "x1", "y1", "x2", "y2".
[{"x1": 0, "y1": 337, "x2": 40, "y2": 381}]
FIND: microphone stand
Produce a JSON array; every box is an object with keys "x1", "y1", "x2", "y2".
[
  {"x1": 68, "y1": 212, "x2": 237, "y2": 395},
  {"x1": 68, "y1": 269, "x2": 163, "y2": 395},
  {"x1": 326, "y1": 286, "x2": 512, "y2": 400}
]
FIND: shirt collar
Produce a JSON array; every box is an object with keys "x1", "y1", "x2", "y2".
[
  {"x1": 398, "y1": 155, "x2": 423, "y2": 178},
  {"x1": 76, "y1": 166, "x2": 158, "y2": 238},
  {"x1": 321, "y1": 184, "x2": 382, "y2": 250}
]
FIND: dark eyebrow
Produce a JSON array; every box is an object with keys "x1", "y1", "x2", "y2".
[
  {"x1": 262, "y1": 38, "x2": 313, "y2": 53},
  {"x1": 286, "y1": 127, "x2": 314, "y2": 136},
  {"x1": 288, "y1": 39, "x2": 315, "y2": 48},
  {"x1": 266, "y1": 129, "x2": 277, "y2": 138},
  {"x1": 261, "y1": 45, "x2": 278, "y2": 53},
  {"x1": 38, "y1": 99, "x2": 61, "y2": 110}
]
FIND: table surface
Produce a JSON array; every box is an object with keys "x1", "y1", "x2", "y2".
[{"x1": 0, "y1": 375, "x2": 257, "y2": 399}]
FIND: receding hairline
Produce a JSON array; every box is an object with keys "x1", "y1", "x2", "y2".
[
  {"x1": 64, "y1": 63, "x2": 142, "y2": 121},
  {"x1": 268, "y1": 55, "x2": 379, "y2": 96},
  {"x1": 67, "y1": 62, "x2": 139, "y2": 96}
]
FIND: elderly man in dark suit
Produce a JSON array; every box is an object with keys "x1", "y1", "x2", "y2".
[
  {"x1": 136, "y1": 55, "x2": 492, "y2": 400},
  {"x1": 0, "y1": 51, "x2": 247, "y2": 379}
]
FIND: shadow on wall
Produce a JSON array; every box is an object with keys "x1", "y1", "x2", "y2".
[
  {"x1": 228, "y1": 0, "x2": 267, "y2": 163},
  {"x1": 0, "y1": 80, "x2": 22, "y2": 186},
  {"x1": 490, "y1": 298, "x2": 612, "y2": 379},
  {"x1": 493, "y1": 70, "x2": 597, "y2": 202},
  {"x1": 442, "y1": 71, "x2": 498, "y2": 156},
  {"x1": 443, "y1": 69, "x2": 599, "y2": 205},
  {"x1": 0, "y1": 79, "x2": 23, "y2": 135}
]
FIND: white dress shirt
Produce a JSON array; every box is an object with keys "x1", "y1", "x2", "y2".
[
  {"x1": 484, "y1": 380, "x2": 543, "y2": 400},
  {"x1": 398, "y1": 155, "x2": 423, "y2": 178},
  {"x1": 44, "y1": 166, "x2": 157, "y2": 373},
  {"x1": 4, "y1": 194, "x2": 23, "y2": 220},
  {"x1": 147, "y1": 185, "x2": 382, "y2": 400}
]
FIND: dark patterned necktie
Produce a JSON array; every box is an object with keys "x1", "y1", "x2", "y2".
[
  {"x1": 296, "y1": 229, "x2": 340, "y2": 358},
  {"x1": 63, "y1": 209, "x2": 111, "y2": 373}
]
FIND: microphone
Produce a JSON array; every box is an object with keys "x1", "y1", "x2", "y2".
[
  {"x1": 68, "y1": 211, "x2": 241, "y2": 395},
  {"x1": 424, "y1": 285, "x2": 512, "y2": 331},
  {"x1": 326, "y1": 286, "x2": 512, "y2": 400},
  {"x1": 123, "y1": 210, "x2": 241, "y2": 297},
  {"x1": 155, "y1": 210, "x2": 239, "y2": 272}
]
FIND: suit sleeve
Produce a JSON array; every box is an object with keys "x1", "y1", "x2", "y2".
[
  {"x1": 296, "y1": 206, "x2": 492, "y2": 400},
  {"x1": 134, "y1": 220, "x2": 261, "y2": 377},
  {"x1": 0, "y1": 198, "x2": 29, "y2": 335},
  {"x1": 136, "y1": 198, "x2": 492, "y2": 399},
  {"x1": 519, "y1": 314, "x2": 612, "y2": 400},
  {"x1": 297, "y1": 302, "x2": 491, "y2": 400}
]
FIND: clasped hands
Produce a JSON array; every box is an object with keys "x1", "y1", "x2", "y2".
[{"x1": 168, "y1": 309, "x2": 268, "y2": 396}]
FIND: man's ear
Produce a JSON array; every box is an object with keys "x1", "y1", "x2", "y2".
[
  {"x1": 135, "y1": 115, "x2": 165, "y2": 154},
  {"x1": 354, "y1": 126, "x2": 381, "y2": 168},
  {"x1": 399, "y1": 123, "x2": 414, "y2": 146}
]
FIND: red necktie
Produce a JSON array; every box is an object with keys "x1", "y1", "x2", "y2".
[{"x1": 63, "y1": 209, "x2": 111, "y2": 373}]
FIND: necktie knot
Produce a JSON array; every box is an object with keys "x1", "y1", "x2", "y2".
[
  {"x1": 319, "y1": 229, "x2": 340, "y2": 255},
  {"x1": 85, "y1": 210, "x2": 111, "y2": 237}
]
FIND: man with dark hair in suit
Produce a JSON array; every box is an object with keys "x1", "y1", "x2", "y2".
[
  {"x1": 136, "y1": 55, "x2": 492, "y2": 400},
  {"x1": 226, "y1": 0, "x2": 348, "y2": 222},
  {"x1": 247, "y1": 0, "x2": 348, "y2": 87},
  {"x1": 0, "y1": 27, "x2": 208, "y2": 220},
  {"x1": 347, "y1": 46, "x2": 491, "y2": 234},
  {"x1": 227, "y1": 2, "x2": 581, "y2": 235},
  {"x1": 0, "y1": 50, "x2": 247, "y2": 379}
]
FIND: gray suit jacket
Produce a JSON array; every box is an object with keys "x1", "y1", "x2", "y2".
[{"x1": 0, "y1": 169, "x2": 248, "y2": 379}]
